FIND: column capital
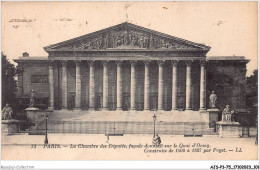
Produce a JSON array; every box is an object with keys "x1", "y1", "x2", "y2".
[
  {"x1": 200, "y1": 60, "x2": 206, "y2": 66},
  {"x1": 157, "y1": 60, "x2": 165, "y2": 66},
  {"x1": 144, "y1": 60, "x2": 151, "y2": 66},
  {"x1": 171, "y1": 60, "x2": 179, "y2": 66},
  {"x1": 102, "y1": 60, "x2": 109, "y2": 66},
  {"x1": 49, "y1": 60, "x2": 54, "y2": 66},
  {"x1": 53, "y1": 61, "x2": 59, "y2": 68},
  {"x1": 185, "y1": 60, "x2": 193, "y2": 66},
  {"x1": 115, "y1": 60, "x2": 123, "y2": 66},
  {"x1": 129, "y1": 60, "x2": 137, "y2": 66},
  {"x1": 74, "y1": 60, "x2": 81, "y2": 66},
  {"x1": 88, "y1": 60, "x2": 95, "y2": 66},
  {"x1": 60, "y1": 60, "x2": 67, "y2": 66}
]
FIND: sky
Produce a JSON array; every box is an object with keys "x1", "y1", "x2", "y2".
[{"x1": 1, "y1": 1, "x2": 258, "y2": 76}]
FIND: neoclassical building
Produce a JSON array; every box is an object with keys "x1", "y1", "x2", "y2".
[{"x1": 15, "y1": 22, "x2": 248, "y2": 115}]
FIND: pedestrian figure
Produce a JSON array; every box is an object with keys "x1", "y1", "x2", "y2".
[
  {"x1": 106, "y1": 131, "x2": 109, "y2": 143},
  {"x1": 153, "y1": 134, "x2": 161, "y2": 145}
]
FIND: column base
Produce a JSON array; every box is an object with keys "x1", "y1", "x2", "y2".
[
  {"x1": 199, "y1": 108, "x2": 207, "y2": 112},
  {"x1": 185, "y1": 108, "x2": 192, "y2": 110},
  {"x1": 130, "y1": 108, "x2": 136, "y2": 110},
  {"x1": 88, "y1": 107, "x2": 95, "y2": 111},
  {"x1": 73, "y1": 107, "x2": 81, "y2": 111},
  {"x1": 102, "y1": 108, "x2": 109, "y2": 111},
  {"x1": 171, "y1": 108, "x2": 178, "y2": 111},
  {"x1": 143, "y1": 108, "x2": 150, "y2": 111},
  {"x1": 48, "y1": 107, "x2": 54, "y2": 111},
  {"x1": 116, "y1": 108, "x2": 123, "y2": 111},
  {"x1": 61, "y1": 107, "x2": 68, "y2": 110}
]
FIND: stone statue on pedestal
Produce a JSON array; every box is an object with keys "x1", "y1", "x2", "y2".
[
  {"x1": 29, "y1": 89, "x2": 35, "y2": 107},
  {"x1": 222, "y1": 105, "x2": 235, "y2": 122},
  {"x1": 2, "y1": 103, "x2": 13, "y2": 120},
  {"x1": 209, "y1": 91, "x2": 217, "y2": 108}
]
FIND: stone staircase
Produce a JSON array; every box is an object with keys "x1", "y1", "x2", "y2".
[{"x1": 29, "y1": 110, "x2": 216, "y2": 135}]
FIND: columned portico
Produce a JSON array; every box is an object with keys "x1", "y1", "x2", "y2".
[
  {"x1": 185, "y1": 61, "x2": 192, "y2": 110},
  {"x1": 89, "y1": 61, "x2": 95, "y2": 110},
  {"x1": 48, "y1": 60, "x2": 209, "y2": 112},
  {"x1": 158, "y1": 60, "x2": 164, "y2": 111},
  {"x1": 43, "y1": 22, "x2": 211, "y2": 112},
  {"x1": 48, "y1": 61, "x2": 54, "y2": 110},
  {"x1": 130, "y1": 61, "x2": 136, "y2": 110}
]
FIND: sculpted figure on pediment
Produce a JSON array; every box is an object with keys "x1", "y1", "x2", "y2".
[
  {"x1": 123, "y1": 31, "x2": 128, "y2": 45},
  {"x1": 103, "y1": 34, "x2": 109, "y2": 49},
  {"x1": 144, "y1": 36, "x2": 149, "y2": 48},
  {"x1": 115, "y1": 35, "x2": 122, "y2": 46},
  {"x1": 94, "y1": 36, "x2": 102, "y2": 49},
  {"x1": 77, "y1": 41, "x2": 91, "y2": 49}
]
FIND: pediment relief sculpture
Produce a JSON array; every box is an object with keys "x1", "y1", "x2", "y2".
[
  {"x1": 45, "y1": 22, "x2": 210, "y2": 51},
  {"x1": 53, "y1": 29, "x2": 201, "y2": 50}
]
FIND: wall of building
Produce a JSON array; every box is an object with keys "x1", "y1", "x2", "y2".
[
  {"x1": 206, "y1": 61, "x2": 247, "y2": 112},
  {"x1": 18, "y1": 62, "x2": 49, "y2": 98}
]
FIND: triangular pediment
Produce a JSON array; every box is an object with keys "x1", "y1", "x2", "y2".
[{"x1": 44, "y1": 22, "x2": 210, "y2": 51}]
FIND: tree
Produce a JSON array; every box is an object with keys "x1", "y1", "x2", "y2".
[
  {"x1": 246, "y1": 69, "x2": 258, "y2": 97},
  {"x1": 2, "y1": 52, "x2": 16, "y2": 109},
  {"x1": 246, "y1": 69, "x2": 258, "y2": 126}
]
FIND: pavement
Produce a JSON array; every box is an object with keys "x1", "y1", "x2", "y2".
[{"x1": 1, "y1": 133, "x2": 258, "y2": 160}]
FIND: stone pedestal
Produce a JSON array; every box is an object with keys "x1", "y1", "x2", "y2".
[
  {"x1": 1, "y1": 119, "x2": 24, "y2": 135},
  {"x1": 25, "y1": 107, "x2": 40, "y2": 123},
  {"x1": 200, "y1": 109, "x2": 220, "y2": 129},
  {"x1": 25, "y1": 107, "x2": 39, "y2": 123},
  {"x1": 25, "y1": 108, "x2": 53, "y2": 134},
  {"x1": 216, "y1": 121, "x2": 241, "y2": 138},
  {"x1": 207, "y1": 108, "x2": 220, "y2": 128}
]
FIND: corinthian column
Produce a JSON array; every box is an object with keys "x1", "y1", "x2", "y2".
[
  {"x1": 199, "y1": 60, "x2": 206, "y2": 111},
  {"x1": 171, "y1": 60, "x2": 178, "y2": 110},
  {"x1": 74, "y1": 60, "x2": 81, "y2": 110},
  {"x1": 89, "y1": 61, "x2": 95, "y2": 110},
  {"x1": 102, "y1": 61, "x2": 109, "y2": 110},
  {"x1": 116, "y1": 61, "x2": 123, "y2": 110},
  {"x1": 48, "y1": 61, "x2": 54, "y2": 110},
  {"x1": 144, "y1": 60, "x2": 150, "y2": 110},
  {"x1": 185, "y1": 61, "x2": 192, "y2": 110},
  {"x1": 61, "y1": 61, "x2": 67, "y2": 110},
  {"x1": 158, "y1": 60, "x2": 165, "y2": 111},
  {"x1": 130, "y1": 60, "x2": 136, "y2": 110}
]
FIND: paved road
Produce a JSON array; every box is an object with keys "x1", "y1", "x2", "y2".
[{"x1": 1, "y1": 134, "x2": 258, "y2": 160}]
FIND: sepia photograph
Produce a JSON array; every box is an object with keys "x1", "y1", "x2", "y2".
[{"x1": 1, "y1": 1, "x2": 258, "y2": 169}]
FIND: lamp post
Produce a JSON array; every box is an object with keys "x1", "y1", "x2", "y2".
[
  {"x1": 256, "y1": 114, "x2": 258, "y2": 145},
  {"x1": 44, "y1": 113, "x2": 49, "y2": 144},
  {"x1": 153, "y1": 113, "x2": 157, "y2": 138}
]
